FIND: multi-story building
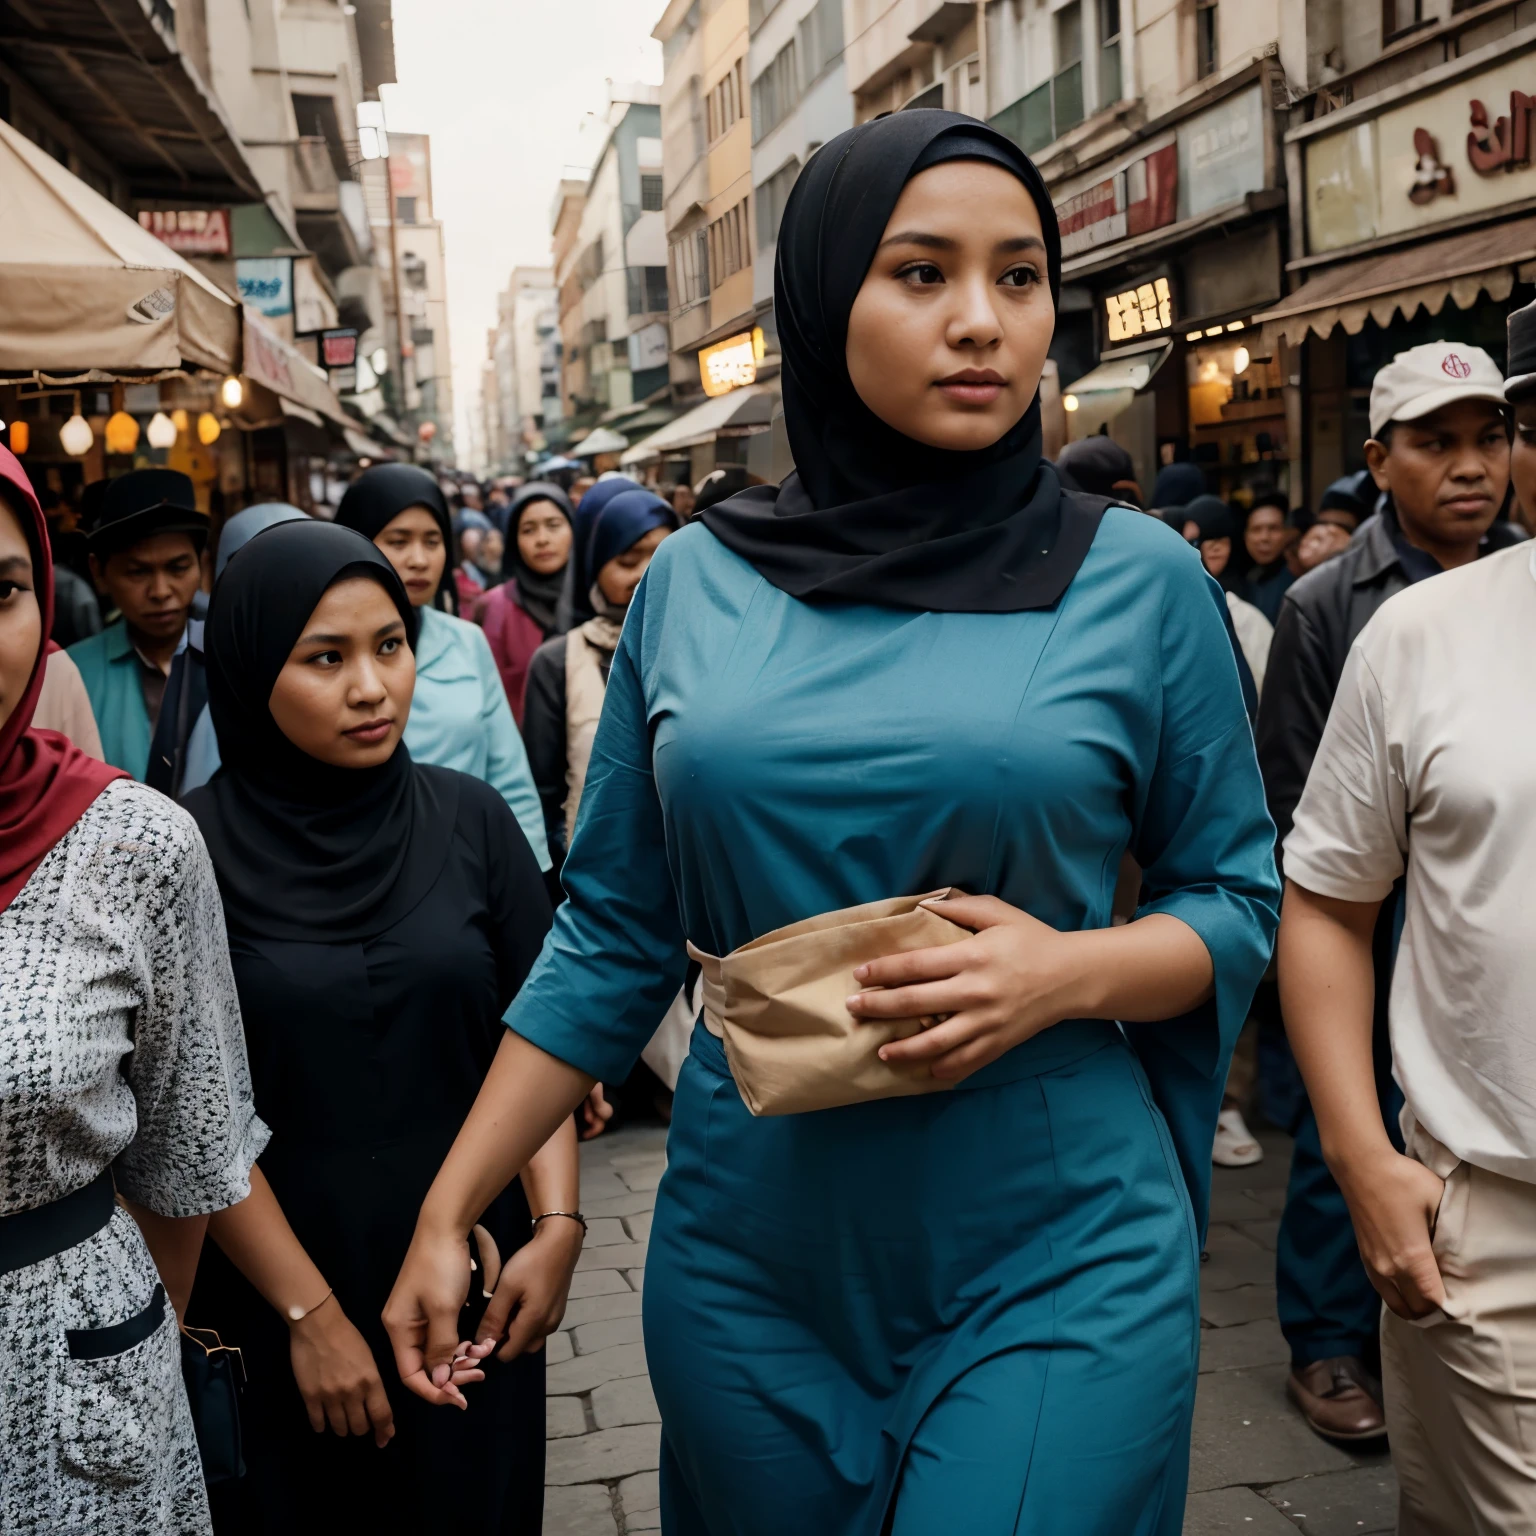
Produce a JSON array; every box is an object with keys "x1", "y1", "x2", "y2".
[
  {"x1": 490, "y1": 267, "x2": 560, "y2": 473},
  {"x1": 1255, "y1": 0, "x2": 1536, "y2": 505},
  {"x1": 977, "y1": 0, "x2": 1297, "y2": 500},
  {"x1": 373, "y1": 131, "x2": 455, "y2": 462},
  {"x1": 843, "y1": 0, "x2": 986, "y2": 122},
  {"x1": 549, "y1": 91, "x2": 667, "y2": 447}
]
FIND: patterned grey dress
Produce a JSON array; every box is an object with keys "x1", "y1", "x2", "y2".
[{"x1": 0, "y1": 779, "x2": 269, "y2": 1535}]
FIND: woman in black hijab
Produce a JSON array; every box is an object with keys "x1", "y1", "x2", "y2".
[
  {"x1": 386, "y1": 112, "x2": 1277, "y2": 1535},
  {"x1": 182, "y1": 521, "x2": 579, "y2": 1535},
  {"x1": 474, "y1": 481, "x2": 573, "y2": 725}
]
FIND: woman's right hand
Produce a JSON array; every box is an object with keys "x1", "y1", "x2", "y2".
[
  {"x1": 288, "y1": 1294, "x2": 407, "y2": 1447},
  {"x1": 1337, "y1": 1149, "x2": 1447, "y2": 1321},
  {"x1": 382, "y1": 1223, "x2": 484, "y2": 1407}
]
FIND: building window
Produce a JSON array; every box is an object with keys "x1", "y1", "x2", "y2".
[
  {"x1": 707, "y1": 57, "x2": 747, "y2": 144},
  {"x1": 798, "y1": 0, "x2": 844, "y2": 86},
  {"x1": 1196, "y1": 0, "x2": 1219, "y2": 79},
  {"x1": 669, "y1": 229, "x2": 711, "y2": 310},
  {"x1": 645, "y1": 265, "x2": 669, "y2": 312},
  {"x1": 1098, "y1": 0, "x2": 1122, "y2": 108},
  {"x1": 1053, "y1": 3, "x2": 1084, "y2": 134},
  {"x1": 395, "y1": 195, "x2": 417, "y2": 224},
  {"x1": 756, "y1": 157, "x2": 800, "y2": 250},
  {"x1": 1384, "y1": 0, "x2": 1423, "y2": 36},
  {"x1": 707, "y1": 196, "x2": 752, "y2": 284},
  {"x1": 752, "y1": 41, "x2": 798, "y2": 145},
  {"x1": 641, "y1": 173, "x2": 664, "y2": 212}
]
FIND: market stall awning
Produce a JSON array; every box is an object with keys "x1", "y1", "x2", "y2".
[
  {"x1": 1256, "y1": 214, "x2": 1536, "y2": 346},
  {"x1": 241, "y1": 309, "x2": 353, "y2": 431},
  {"x1": 1062, "y1": 344, "x2": 1173, "y2": 398},
  {"x1": 620, "y1": 386, "x2": 775, "y2": 466},
  {"x1": 569, "y1": 425, "x2": 630, "y2": 457},
  {"x1": 0, "y1": 115, "x2": 239, "y2": 375}
]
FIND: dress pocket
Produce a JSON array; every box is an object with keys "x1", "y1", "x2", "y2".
[{"x1": 59, "y1": 1285, "x2": 181, "y2": 1488}]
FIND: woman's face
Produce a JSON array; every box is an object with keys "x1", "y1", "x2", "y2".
[
  {"x1": 1200, "y1": 536, "x2": 1232, "y2": 578},
  {"x1": 374, "y1": 505, "x2": 446, "y2": 607},
  {"x1": 479, "y1": 528, "x2": 504, "y2": 570},
  {"x1": 596, "y1": 526, "x2": 668, "y2": 609},
  {"x1": 0, "y1": 495, "x2": 41, "y2": 736},
  {"x1": 517, "y1": 500, "x2": 572, "y2": 575},
  {"x1": 845, "y1": 160, "x2": 1053, "y2": 453},
  {"x1": 670, "y1": 484, "x2": 696, "y2": 520},
  {"x1": 267, "y1": 577, "x2": 415, "y2": 769}
]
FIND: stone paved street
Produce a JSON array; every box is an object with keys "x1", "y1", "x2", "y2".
[{"x1": 544, "y1": 1124, "x2": 1398, "y2": 1535}]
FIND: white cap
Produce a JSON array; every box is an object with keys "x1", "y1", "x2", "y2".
[{"x1": 1369, "y1": 342, "x2": 1507, "y2": 438}]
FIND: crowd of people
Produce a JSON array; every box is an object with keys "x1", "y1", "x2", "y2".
[{"x1": 1, "y1": 106, "x2": 1532, "y2": 1536}]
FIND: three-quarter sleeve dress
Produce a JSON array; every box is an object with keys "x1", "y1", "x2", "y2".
[
  {"x1": 504, "y1": 510, "x2": 1280, "y2": 1536},
  {"x1": 0, "y1": 779, "x2": 269, "y2": 1536}
]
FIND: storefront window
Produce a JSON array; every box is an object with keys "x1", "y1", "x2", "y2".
[{"x1": 1186, "y1": 336, "x2": 1287, "y2": 497}]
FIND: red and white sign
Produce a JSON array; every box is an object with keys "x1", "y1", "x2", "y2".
[
  {"x1": 138, "y1": 208, "x2": 232, "y2": 256},
  {"x1": 1056, "y1": 144, "x2": 1178, "y2": 260}
]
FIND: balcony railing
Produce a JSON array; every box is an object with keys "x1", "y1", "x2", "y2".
[{"x1": 992, "y1": 62, "x2": 1086, "y2": 157}]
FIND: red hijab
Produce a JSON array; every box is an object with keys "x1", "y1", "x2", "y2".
[{"x1": 0, "y1": 446, "x2": 125, "y2": 912}]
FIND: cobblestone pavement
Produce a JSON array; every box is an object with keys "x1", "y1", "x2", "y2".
[{"x1": 544, "y1": 1124, "x2": 1398, "y2": 1535}]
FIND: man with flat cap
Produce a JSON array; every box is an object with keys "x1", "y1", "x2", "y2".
[{"x1": 67, "y1": 469, "x2": 208, "y2": 779}]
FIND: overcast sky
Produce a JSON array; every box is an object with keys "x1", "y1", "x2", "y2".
[{"x1": 382, "y1": 0, "x2": 664, "y2": 457}]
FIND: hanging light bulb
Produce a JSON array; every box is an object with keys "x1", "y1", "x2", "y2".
[
  {"x1": 170, "y1": 408, "x2": 190, "y2": 434},
  {"x1": 197, "y1": 412, "x2": 222, "y2": 445},
  {"x1": 104, "y1": 411, "x2": 140, "y2": 455},
  {"x1": 146, "y1": 411, "x2": 178, "y2": 449},
  {"x1": 9, "y1": 421, "x2": 28, "y2": 454},
  {"x1": 59, "y1": 413, "x2": 94, "y2": 456},
  {"x1": 1232, "y1": 346, "x2": 1251, "y2": 376},
  {"x1": 1062, "y1": 393, "x2": 1080, "y2": 413},
  {"x1": 221, "y1": 376, "x2": 244, "y2": 409}
]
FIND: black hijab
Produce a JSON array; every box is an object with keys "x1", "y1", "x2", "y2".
[
  {"x1": 701, "y1": 111, "x2": 1104, "y2": 612},
  {"x1": 504, "y1": 481, "x2": 573, "y2": 633},
  {"x1": 183, "y1": 519, "x2": 458, "y2": 944},
  {"x1": 337, "y1": 463, "x2": 456, "y2": 610}
]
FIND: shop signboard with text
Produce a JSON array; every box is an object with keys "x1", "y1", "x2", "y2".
[
  {"x1": 138, "y1": 208, "x2": 231, "y2": 256},
  {"x1": 1055, "y1": 140, "x2": 1177, "y2": 260},
  {"x1": 1306, "y1": 48, "x2": 1536, "y2": 254}
]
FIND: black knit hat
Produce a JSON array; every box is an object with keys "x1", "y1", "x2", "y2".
[{"x1": 1507, "y1": 295, "x2": 1536, "y2": 401}]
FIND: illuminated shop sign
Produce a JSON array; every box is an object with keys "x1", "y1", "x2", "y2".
[
  {"x1": 698, "y1": 327, "x2": 765, "y2": 397},
  {"x1": 1103, "y1": 277, "x2": 1173, "y2": 344},
  {"x1": 137, "y1": 208, "x2": 231, "y2": 256}
]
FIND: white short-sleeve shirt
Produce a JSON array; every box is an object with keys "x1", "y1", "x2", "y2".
[{"x1": 1284, "y1": 541, "x2": 1536, "y2": 1183}]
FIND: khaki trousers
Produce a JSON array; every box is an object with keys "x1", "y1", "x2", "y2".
[{"x1": 1382, "y1": 1125, "x2": 1536, "y2": 1534}]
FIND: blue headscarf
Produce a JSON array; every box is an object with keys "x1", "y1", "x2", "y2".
[
  {"x1": 588, "y1": 489, "x2": 672, "y2": 581},
  {"x1": 216, "y1": 502, "x2": 306, "y2": 579},
  {"x1": 558, "y1": 476, "x2": 641, "y2": 629}
]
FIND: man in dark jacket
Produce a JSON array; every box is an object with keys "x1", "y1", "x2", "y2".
[{"x1": 1259, "y1": 341, "x2": 1522, "y2": 1442}]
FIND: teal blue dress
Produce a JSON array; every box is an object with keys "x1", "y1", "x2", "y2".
[{"x1": 506, "y1": 508, "x2": 1279, "y2": 1535}]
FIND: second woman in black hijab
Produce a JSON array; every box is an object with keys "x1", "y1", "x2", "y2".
[{"x1": 182, "y1": 521, "x2": 579, "y2": 1535}]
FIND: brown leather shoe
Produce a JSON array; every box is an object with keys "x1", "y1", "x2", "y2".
[{"x1": 1286, "y1": 1356, "x2": 1388, "y2": 1443}]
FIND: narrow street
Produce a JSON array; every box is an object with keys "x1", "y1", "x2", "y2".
[{"x1": 544, "y1": 1124, "x2": 1399, "y2": 1536}]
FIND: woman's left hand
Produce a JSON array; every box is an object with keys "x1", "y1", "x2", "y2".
[
  {"x1": 471, "y1": 1217, "x2": 585, "y2": 1363},
  {"x1": 845, "y1": 895, "x2": 1082, "y2": 1084}
]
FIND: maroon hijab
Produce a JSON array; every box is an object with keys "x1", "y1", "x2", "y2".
[{"x1": 0, "y1": 446, "x2": 125, "y2": 912}]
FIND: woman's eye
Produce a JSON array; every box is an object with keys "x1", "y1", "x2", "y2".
[
  {"x1": 0, "y1": 580, "x2": 23, "y2": 602},
  {"x1": 379, "y1": 637, "x2": 402, "y2": 655},
  {"x1": 896, "y1": 261, "x2": 944, "y2": 286},
  {"x1": 309, "y1": 649, "x2": 342, "y2": 667},
  {"x1": 1000, "y1": 265, "x2": 1040, "y2": 288}
]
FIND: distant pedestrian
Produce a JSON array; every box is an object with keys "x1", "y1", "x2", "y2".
[
  {"x1": 1184, "y1": 496, "x2": 1273, "y2": 697},
  {"x1": 1056, "y1": 435, "x2": 1143, "y2": 506},
  {"x1": 665, "y1": 480, "x2": 696, "y2": 521},
  {"x1": 336, "y1": 464, "x2": 550, "y2": 872},
  {"x1": 1260, "y1": 340, "x2": 1518, "y2": 1445},
  {"x1": 0, "y1": 445, "x2": 267, "y2": 1536},
  {"x1": 1277, "y1": 300, "x2": 1536, "y2": 1528},
  {"x1": 66, "y1": 470, "x2": 207, "y2": 779},
  {"x1": 1239, "y1": 492, "x2": 1296, "y2": 623},
  {"x1": 475, "y1": 482, "x2": 573, "y2": 725}
]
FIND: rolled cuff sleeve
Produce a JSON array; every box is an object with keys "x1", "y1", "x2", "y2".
[{"x1": 1281, "y1": 645, "x2": 1405, "y2": 905}]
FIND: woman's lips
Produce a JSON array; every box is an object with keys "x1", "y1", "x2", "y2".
[
  {"x1": 936, "y1": 371, "x2": 1006, "y2": 406},
  {"x1": 344, "y1": 718, "x2": 393, "y2": 744}
]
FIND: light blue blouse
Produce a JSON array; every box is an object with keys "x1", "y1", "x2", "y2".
[{"x1": 404, "y1": 606, "x2": 550, "y2": 871}]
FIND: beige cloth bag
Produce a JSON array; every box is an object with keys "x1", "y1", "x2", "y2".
[{"x1": 687, "y1": 890, "x2": 972, "y2": 1117}]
